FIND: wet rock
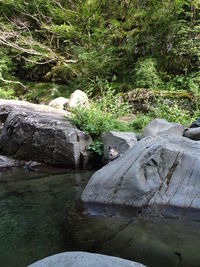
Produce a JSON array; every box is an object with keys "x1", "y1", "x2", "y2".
[
  {"x1": 68, "y1": 90, "x2": 90, "y2": 109},
  {"x1": 28, "y1": 251, "x2": 146, "y2": 267},
  {"x1": 0, "y1": 122, "x2": 4, "y2": 134},
  {"x1": 142, "y1": 118, "x2": 185, "y2": 138},
  {"x1": 101, "y1": 131, "x2": 137, "y2": 161},
  {"x1": 82, "y1": 135, "x2": 200, "y2": 220},
  {"x1": 0, "y1": 100, "x2": 92, "y2": 168},
  {"x1": 183, "y1": 128, "x2": 200, "y2": 141},
  {"x1": 0, "y1": 155, "x2": 25, "y2": 169},
  {"x1": 189, "y1": 118, "x2": 200, "y2": 128},
  {"x1": 48, "y1": 97, "x2": 69, "y2": 110}
]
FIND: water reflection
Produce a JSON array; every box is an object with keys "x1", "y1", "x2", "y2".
[{"x1": 0, "y1": 168, "x2": 200, "y2": 267}]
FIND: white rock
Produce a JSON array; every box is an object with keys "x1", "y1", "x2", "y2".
[
  {"x1": 68, "y1": 90, "x2": 89, "y2": 109},
  {"x1": 49, "y1": 97, "x2": 69, "y2": 110}
]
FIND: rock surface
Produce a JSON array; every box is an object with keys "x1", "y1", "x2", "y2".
[
  {"x1": 48, "y1": 97, "x2": 69, "y2": 110},
  {"x1": 68, "y1": 90, "x2": 89, "y2": 109},
  {"x1": 0, "y1": 99, "x2": 70, "y2": 122},
  {"x1": 0, "y1": 155, "x2": 25, "y2": 169},
  {"x1": 0, "y1": 100, "x2": 92, "y2": 168},
  {"x1": 28, "y1": 252, "x2": 146, "y2": 267},
  {"x1": 183, "y1": 128, "x2": 200, "y2": 141},
  {"x1": 82, "y1": 135, "x2": 200, "y2": 220},
  {"x1": 101, "y1": 131, "x2": 137, "y2": 161},
  {"x1": 142, "y1": 118, "x2": 185, "y2": 138}
]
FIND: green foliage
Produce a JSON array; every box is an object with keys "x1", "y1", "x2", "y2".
[
  {"x1": 0, "y1": 0, "x2": 199, "y2": 98},
  {"x1": 0, "y1": 0, "x2": 199, "y2": 122},
  {"x1": 0, "y1": 87, "x2": 15, "y2": 99},
  {"x1": 129, "y1": 99, "x2": 200, "y2": 132},
  {"x1": 70, "y1": 84, "x2": 131, "y2": 138},
  {"x1": 71, "y1": 104, "x2": 130, "y2": 138},
  {"x1": 129, "y1": 116, "x2": 152, "y2": 132},
  {"x1": 91, "y1": 79, "x2": 130, "y2": 116},
  {"x1": 87, "y1": 140, "x2": 104, "y2": 156},
  {"x1": 18, "y1": 82, "x2": 72, "y2": 103},
  {"x1": 164, "y1": 72, "x2": 200, "y2": 93},
  {"x1": 133, "y1": 57, "x2": 162, "y2": 89},
  {"x1": 149, "y1": 101, "x2": 192, "y2": 125}
]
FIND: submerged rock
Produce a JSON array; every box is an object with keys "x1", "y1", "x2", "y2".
[
  {"x1": 142, "y1": 118, "x2": 185, "y2": 138},
  {"x1": 28, "y1": 251, "x2": 146, "y2": 267},
  {"x1": 0, "y1": 100, "x2": 92, "y2": 168},
  {"x1": 101, "y1": 131, "x2": 137, "y2": 161},
  {"x1": 82, "y1": 135, "x2": 200, "y2": 220}
]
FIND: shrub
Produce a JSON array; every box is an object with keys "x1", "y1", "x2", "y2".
[
  {"x1": 128, "y1": 99, "x2": 200, "y2": 132},
  {"x1": 0, "y1": 87, "x2": 16, "y2": 99},
  {"x1": 70, "y1": 82, "x2": 131, "y2": 138},
  {"x1": 70, "y1": 104, "x2": 130, "y2": 138},
  {"x1": 149, "y1": 100, "x2": 193, "y2": 126},
  {"x1": 133, "y1": 57, "x2": 162, "y2": 89},
  {"x1": 129, "y1": 116, "x2": 152, "y2": 132},
  {"x1": 165, "y1": 72, "x2": 200, "y2": 93},
  {"x1": 87, "y1": 140, "x2": 104, "y2": 156}
]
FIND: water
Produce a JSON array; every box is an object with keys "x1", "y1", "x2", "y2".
[{"x1": 0, "y1": 168, "x2": 200, "y2": 267}]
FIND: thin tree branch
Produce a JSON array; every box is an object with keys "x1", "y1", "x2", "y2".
[{"x1": 0, "y1": 75, "x2": 26, "y2": 89}]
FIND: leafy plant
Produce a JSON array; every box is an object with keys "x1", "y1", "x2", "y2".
[
  {"x1": 70, "y1": 83, "x2": 131, "y2": 138},
  {"x1": 87, "y1": 140, "x2": 104, "y2": 156},
  {"x1": 70, "y1": 104, "x2": 130, "y2": 138},
  {"x1": 0, "y1": 87, "x2": 16, "y2": 99},
  {"x1": 149, "y1": 101, "x2": 192, "y2": 125},
  {"x1": 129, "y1": 116, "x2": 152, "y2": 132},
  {"x1": 133, "y1": 57, "x2": 162, "y2": 89}
]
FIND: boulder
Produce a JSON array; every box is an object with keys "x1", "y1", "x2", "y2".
[
  {"x1": 0, "y1": 155, "x2": 25, "y2": 169},
  {"x1": 82, "y1": 135, "x2": 200, "y2": 220},
  {"x1": 189, "y1": 118, "x2": 200, "y2": 128},
  {"x1": 68, "y1": 90, "x2": 89, "y2": 109},
  {"x1": 48, "y1": 97, "x2": 69, "y2": 110},
  {"x1": 142, "y1": 118, "x2": 185, "y2": 138},
  {"x1": 28, "y1": 252, "x2": 146, "y2": 267},
  {"x1": 183, "y1": 128, "x2": 200, "y2": 141},
  {"x1": 0, "y1": 100, "x2": 92, "y2": 168},
  {"x1": 0, "y1": 99, "x2": 70, "y2": 123},
  {"x1": 101, "y1": 131, "x2": 137, "y2": 161}
]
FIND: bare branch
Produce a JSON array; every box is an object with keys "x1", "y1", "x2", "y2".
[
  {"x1": 0, "y1": 75, "x2": 26, "y2": 89},
  {"x1": 0, "y1": 34, "x2": 43, "y2": 56},
  {"x1": 22, "y1": 56, "x2": 55, "y2": 65},
  {"x1": 52, "y1": 0, "x2": 64, "y2": 10}
]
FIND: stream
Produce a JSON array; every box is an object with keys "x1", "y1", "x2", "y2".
[{"x1": 0, "y1": 168, "x2": 200, "y2": 267}]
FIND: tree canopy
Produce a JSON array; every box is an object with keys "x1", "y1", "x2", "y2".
[{"x1": 0, "y1": 0, "x2": 199, "y2": 99}]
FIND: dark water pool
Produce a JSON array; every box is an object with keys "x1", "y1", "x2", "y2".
[{"x1": 0, "y1": 168, "x2": 200, "y2": 267}]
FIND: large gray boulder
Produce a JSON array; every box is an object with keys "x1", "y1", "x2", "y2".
[
  {"x1": 142, "y1": 118, "x2": 185, "y2": 138},
  {"x1": 28, "y1": 252, "x2": 146, "y2": 267},
  {"x1": 82, "y1": 135, "x2": 200, "y2": 220},
  {"x1": 183, "y1": 128, "x2": 200, "y2": 141},
  {"x1": 0, "y1": 100, "x2": 92, "y2": 168},
  {"x1": 101, "y1": 131, "x2": 137, "y2": 161},
  {"x1": 0, "y1": 99, "x2": 70, "y2": 122}
]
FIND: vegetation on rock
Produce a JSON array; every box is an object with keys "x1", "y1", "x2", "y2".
[{"x1": 0, "y1": 0, "x2": 199, "y2": 134}]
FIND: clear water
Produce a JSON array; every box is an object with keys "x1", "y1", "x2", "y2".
[{"x1": 0, "y1": 168, "x2": 200, "y2": 267}]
